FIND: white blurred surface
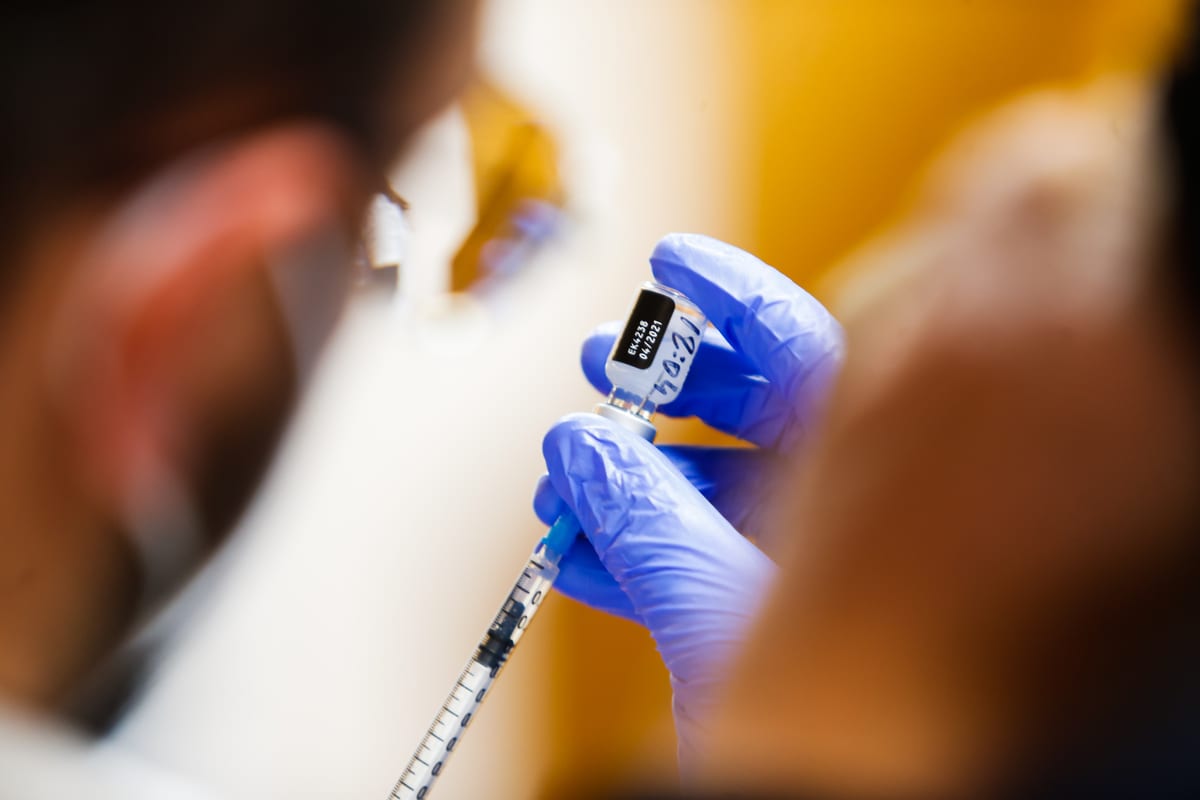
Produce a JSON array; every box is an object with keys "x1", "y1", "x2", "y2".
[
  {"x1": 388, "y1": 107, "x2": 475, "y2": 308},
  {"x1": 111, "y1": 2, "x2": 750, "y2": 797}
]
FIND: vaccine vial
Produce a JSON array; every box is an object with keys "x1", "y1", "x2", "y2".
[{"x1": 597, "y1": 282, "x2": 707, "y2": 441}]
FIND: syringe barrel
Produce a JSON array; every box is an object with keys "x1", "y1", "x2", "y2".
[
  {"x1": 390, "y1": 544, "x2": 561, "y2": 800},
  {"x1": 389, "y1": 280, "x2": 706, "y2": 800}
]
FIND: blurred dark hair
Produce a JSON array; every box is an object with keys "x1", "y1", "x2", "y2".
[
  {"x1": 1165, "y1": 3, "x2": 1200, "y2": 325},
  {"x1": 0, "y1": 1, "x2": 442, "y2": 276}
]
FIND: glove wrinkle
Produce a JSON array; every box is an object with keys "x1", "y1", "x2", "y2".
[{"x1": 537, "y1": 232, "x2": 843, "y2": 774}]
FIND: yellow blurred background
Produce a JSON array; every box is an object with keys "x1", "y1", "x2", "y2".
[
  {"x1": 532, "y1": 1, "x2": 1184, "y2": 795},
  {"x1": 746, "y1": 0, "x2": 1182, "y2": 289},
  {"x1": 106, "y1": 3, "x2": 1191, "y2": 797}
]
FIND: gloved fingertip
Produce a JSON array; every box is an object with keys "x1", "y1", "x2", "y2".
[
  {"x1": 581, "y1": 323, "x2": 620, "y2": 394},
  {"x1": 555, "y1": 535, "x2": 641, "y2": 621},
  {"x1": 649, "y1": 232, "x2": 718, "y2": 268},
  {"x1": 542, "y1": 412, "x2": 606, "y2": 490},
  {"x1": 587, "y1": 319, "x2": 624, "y2": 341},
  {"x1": 541, "y1": 411, "x2": 599, "y2": 458},
  {"x1": 532, "y1": 473, "x2": 567, "y2": 526},
  {"x1": 649, "y1": 232, "x2": 750, "y2": 289}
]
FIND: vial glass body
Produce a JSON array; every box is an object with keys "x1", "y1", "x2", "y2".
[{"x1": 603, "y1": 281, "x2": 707, "y2": 422}]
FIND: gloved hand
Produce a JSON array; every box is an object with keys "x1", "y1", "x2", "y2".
[{"x1": 534, "y1": 233, "x2": 843, "y2": 764}]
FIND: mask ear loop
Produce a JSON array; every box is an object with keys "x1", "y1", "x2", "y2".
[
  {"x1": 119, "y1": 451, "x2": 206, "y2": 616},
  {"x1": 265, "y1": 223, "x2": 354, "y2": 383}
]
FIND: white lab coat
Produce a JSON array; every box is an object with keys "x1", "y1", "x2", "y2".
[
  {"x1": 0, "y1": 707, "x2": 217, "y2": 799},
  {"x1": 0, "y1": 3, "x2": 745, "y2": 790}
]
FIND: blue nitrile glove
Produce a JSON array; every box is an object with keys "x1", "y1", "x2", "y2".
[{"x1": 533, "y1": 233, "x2": 843, "y2": 764}]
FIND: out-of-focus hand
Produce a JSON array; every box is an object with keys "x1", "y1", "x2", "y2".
[
  {"x1": 700, "y1": 82, "x2": 1200, "y2": 797},
  {"x1": 533, "y1": 233, "x2": 842, "y2": 763}
]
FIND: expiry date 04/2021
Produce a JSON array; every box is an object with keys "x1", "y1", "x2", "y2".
[{"x1": 626, "y1": 318, "x2": 663, "y2": 362}]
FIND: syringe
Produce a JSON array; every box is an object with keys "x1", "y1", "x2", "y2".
[{"x1": 389, "y1": 282, "x2": 707, "y2": 799}]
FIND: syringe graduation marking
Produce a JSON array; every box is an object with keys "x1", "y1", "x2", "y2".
[
  {"x1": 390, "y1": 553, "x2": 558, "y2": 800},
  {"x1": 391, "y1": 282, "x2": 705, "y2": 800}
]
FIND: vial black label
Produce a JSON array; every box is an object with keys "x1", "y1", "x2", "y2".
[{"x1": 613, "y1": 291, "x2": 674, "y2": 370}]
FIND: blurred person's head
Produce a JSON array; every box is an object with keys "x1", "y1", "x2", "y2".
[
  {"x1": 697, "y1": 7, "x2": 1200, "y2": 798},
  {"x1": 0, "y1": 1, "x2": 478, "y2": 707}
]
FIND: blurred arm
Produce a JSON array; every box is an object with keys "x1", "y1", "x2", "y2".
[{"x1": 700, "y1": 82, "x2": 1200, "y2": 796}]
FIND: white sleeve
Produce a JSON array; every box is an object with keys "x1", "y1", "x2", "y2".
[{"x1": 0, "y1": 710, "x2": 221, "y2": 800}]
